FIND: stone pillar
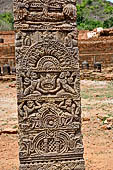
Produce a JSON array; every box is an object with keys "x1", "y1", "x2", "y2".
[{"x1": 14, "y1": 0, "x2": 85, "y2": 169}]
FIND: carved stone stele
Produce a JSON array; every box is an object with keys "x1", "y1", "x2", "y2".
[{"x1": 14, "y1": 0, "x2": 85, "y2": 169}]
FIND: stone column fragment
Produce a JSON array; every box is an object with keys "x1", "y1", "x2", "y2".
[{"x1": 14, "y1": 0, "x2": 85, "y2": 169}]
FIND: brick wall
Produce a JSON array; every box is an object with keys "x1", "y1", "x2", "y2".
[
  {"x1": 78, "y1": 30, "x2": 89, "y2": 40},
  {"x1": 78, "y1": 36, "x2": 113, "y2": 68},
  {"x1": 0, "y1": 31, "x2": 15, "y2": 69}
]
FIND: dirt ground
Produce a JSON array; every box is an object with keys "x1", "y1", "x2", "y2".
[{"x1": 0, "y1": 80, "x2": 113, "y2": 170}]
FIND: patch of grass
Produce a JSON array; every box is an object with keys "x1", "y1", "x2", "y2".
[
  {"x1": 81, "y1": 91, "x2": 93, "y2": 99},
  {"x1": 2, "y1": 123, "x2": 7, "y2": 126},
  {"x1": 108, "y1": 113, "x2": 113, "y2": 117},
  {"x1": 81, "y1": 81, "x2": 113, "y2": 100},
  {"x1": 12, "y1": 125, "x2": 18, "y2": 129},
  {"x1": 82, "y1": 105, "x2": 93, "y2": 110}
]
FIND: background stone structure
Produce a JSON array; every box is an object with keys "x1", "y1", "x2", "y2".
[
  {"x1": 0, "y1": 31, "x2": 15, "y2": 69},
  {"x1": 14, "y1": 0, "x2": 85, "y2": 169},
  {"x1": 79, "y1": 35, "x2": 113, "y2": 68}
]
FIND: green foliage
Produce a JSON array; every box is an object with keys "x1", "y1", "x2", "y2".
[
  {"x1": 87, "y1": 0, "x2": 93, "y2": 5},
  {"x1": 78, "y1": 18, "x2": 103, "y2": 31},
  {"x1": 103, "y1": 17, "x2": 113, "y2": 28},
  {"x1": 0, "y1": 12, "x2": 14, "y2": 31},
  {"x1": 77, "y1": 0, "x2": 113, "y2": 30},
  {"x1": 104, "y1": 4, "x2": 113, "y2": 14}
]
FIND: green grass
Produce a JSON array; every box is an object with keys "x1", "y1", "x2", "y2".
[
  {"x1": 81, "y1": 81, "x2": 113, "y2": 100},
  {"x1": 81, "y1": 92, "x2": 91, "y2": 99},
  {"x1": 12, "y1": 125, "x2": 18, "y2": 129}
]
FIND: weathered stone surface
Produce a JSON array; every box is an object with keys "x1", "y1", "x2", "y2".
[
  {"x1": 13, "y1": 0, "x2": 77, "y2": 31},
  {"x1": 19, "y1": 160, "x2": 85, "y2": 170},
  {"x1": 14, "y1": 0, "x2": 85, "y2": 169}
]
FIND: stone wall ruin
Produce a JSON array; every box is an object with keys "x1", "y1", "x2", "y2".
[
  {"x1": 0, "y1": 31, "x2": 15, "y2": 69},
  {"x1": 14, "y1": 0, "x2": 85, "y2": 169}
]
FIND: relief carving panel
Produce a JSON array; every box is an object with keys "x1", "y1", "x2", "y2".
[
  {"x1": 14, "y1": 0, "x2": 77, "y2": 30},
  {"x1": 14, "y1": 0, "x2": 85, "y2": 169}
]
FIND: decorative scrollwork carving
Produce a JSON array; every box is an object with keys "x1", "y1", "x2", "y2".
[
  {"x1": 14, "y1": 0, "x2": 85, "y2": 169},
  {"x1": 14, "y1": 0, "x2": 77, "y2": 30}
]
